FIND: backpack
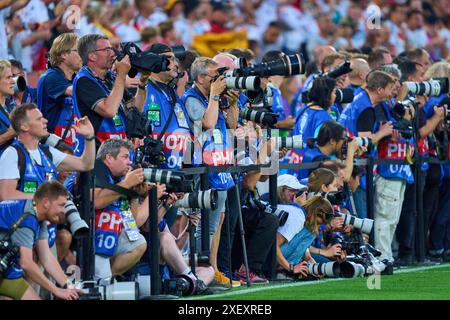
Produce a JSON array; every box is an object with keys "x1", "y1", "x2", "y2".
[{"x1": 11, "y1": 144, "x2": 54, "y2": 190}]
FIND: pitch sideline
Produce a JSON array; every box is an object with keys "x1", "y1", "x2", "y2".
[{"x1": 185, "y1": 263, "x2": 450, "y2": 300}]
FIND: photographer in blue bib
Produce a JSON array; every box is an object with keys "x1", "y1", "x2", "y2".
[
  {"x1": 338, "y1": 70, "x2": 409, "y2": 262},
  {"x1": 0, "y1": 181, "x2": 83, "y2": 300},
  {"x1": 0, "y1": 60, "x2": 18, "y2": 154},
  {"x1": 73, "y1": 34, "x2": 148, "y2": 147},
  {"x1": 143, "y1": 43, "x2": 192, "y2": 170},
  {"x1": 183, "y1": 55, "x2": 240, "y2": 287},
  {"x1": 0, "y1": 103, "x2": 95, "y2": 201},
  {"x1": 37, "y1": 33, "x2": 84, "y2": 156}
]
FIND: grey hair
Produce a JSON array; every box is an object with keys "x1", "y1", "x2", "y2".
[
  {"x1": 97, "y1": 138, "x2": 133, "y2": 160},
  {"x1": 190, "y1": 57, "x2": 218, "y2": 82},
  {"x1": 78, "y1": 34, "x2": 109, "y2": 65},
  {"x1": 378, "y1": 63, "x2": 402, "y2": 79}
]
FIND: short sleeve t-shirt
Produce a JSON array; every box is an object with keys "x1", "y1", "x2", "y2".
[
  {"x1": 0, "y1": 146, "x2": 67, "y2": 180},
  {"x1": 277, "y1": 204, "x2": 306, "y2": 242},
  {"x1": 38, "y1": 68, "x2": 72, "y2": 132}
]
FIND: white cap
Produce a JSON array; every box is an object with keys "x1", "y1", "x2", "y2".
[{"x1": 277, "y1": 174, "x2": 307, "y2": 191}]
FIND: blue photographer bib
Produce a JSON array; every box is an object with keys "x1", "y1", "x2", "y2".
[
  {"x1": 294, "y1": 106, "x2": 332, "y2": 148},
  {"x1": 375, "y1": 102, "x2": 414, "y2": 184},
  {"x1": 73, "y1": 67, "x2": 126, "y2": 145},
  {"x1": 144, "y1": 80, "x2": 193, "y2": 169},
  {"x1": 338, "y1": 89, "x2": 373, "y2": 136},
  {"x1": 182, "y1": 87, "x2": 235, "y2": 190},
  {"x1": 38, "y1": 68, "x2": 85, "y2": 156},
  {"x1": 0, "y1": 200, "x2": 40, "y2": 279}
]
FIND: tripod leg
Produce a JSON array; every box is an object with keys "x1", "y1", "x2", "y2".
[
  {"x1": 233, "y1": 183, "x2": 251, "y2": 287},
  {"x1": 189, "y1": 219, "x2": 197, "y2": 277}
]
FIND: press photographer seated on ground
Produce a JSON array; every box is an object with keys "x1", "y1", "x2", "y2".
[{"x1": 0, "y1": 181, "x2": 83, "y2": 300}]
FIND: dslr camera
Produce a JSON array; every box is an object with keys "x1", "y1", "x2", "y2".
[{"x1": 115, "y1": 42, "x2": 171, "y2": 78}]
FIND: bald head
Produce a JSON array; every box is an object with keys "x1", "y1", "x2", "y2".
[
  {"x1": 349, "y1": 58, "x2": 370, "y2": 86},
  {"x1": 313, "y1": 45, "x2": 337, "y2": 66},
  {"x1": 213, "y1": 52, "x2": 238, "y2": 70}
]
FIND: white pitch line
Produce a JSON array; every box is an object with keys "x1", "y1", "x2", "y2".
[{"x1": 185, "y1": 263, "x2": 450, "y2": 300}]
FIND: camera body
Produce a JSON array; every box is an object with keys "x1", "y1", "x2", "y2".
[
  {"x1": 0, "y1": 238, "x2": 19, "y2": 275},
  {"x1": 115, "y1": 42, "x2": 171, "y2": 78}
]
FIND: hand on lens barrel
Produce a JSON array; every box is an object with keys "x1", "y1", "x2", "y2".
[
  {"x1": 330, "y1": 216, "x2": 344, "y2": 230},
  {"x1": 379, "y1": 121, "x2": 394, "y2": 138},
  {"x1": 292, "y1": 261, "x2": 309, "y2": 277},
  {"x1": 325, "y1": 243, "x2": 343, "y2": 258},
  {"x1": 224, "y1": 89, "x2": 239, "y2": 105},
  {"x1": 124, "y1": 168, "x2": 144, "y2": 188}
]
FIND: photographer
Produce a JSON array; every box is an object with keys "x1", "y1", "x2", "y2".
[
  {"x1": 0, "y1": 181, "x2": 82, "y2": 300},
  {"x1": 73, "y1": 34, "x2": 147, "y2": 147},
  {"x1": 293, "y1": 77, "x2": 336, "y2": 149},
  {"x1": 276, "y1": 195, "x2": 336, "y2": 278},
  {"x1": 0, "y1": 60, "x2": 17, "y2": 154},
  {"x1": 0, "y1": 104, "x2": 95, "y2": 201},
  {"x1": 9, "y1": 59, "x2": 37, "y2": 105},
  {"x1": 412, "y1": 62, "x2": 449, "y2": 262},
  {"x1": 37, "y1": 33, "x2": 83, "y2": 155},
  {"x1": 144, "y1": 43, "x2": 192, "y2": 170},
  {"x1": 347, "y1": 58, "x2": 370, "y2": 95},
  {"x1": 37, "y1": 33, "x2": 84, "y2": 155},
  {"x1": 182, "y1": 56, "x2": 240, "y2": 287},
  {"x1": 92, "y1": 139, "x2": 148, "y2": 280},
  {"x1": 298, "y1": 121, "x2": 359, "y2": 182},
  {"x1": 339, "y1": 70, "x2": 409, "y2": 262}
]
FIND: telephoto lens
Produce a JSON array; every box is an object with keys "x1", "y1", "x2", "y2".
[
  {"x1": 404, "y1": 77, "x2": 449, "y2": 97},
  {"x1": 65, "y1": 199, "x2": 89, "y2": 239},
  {"x1": 339, "y1": 261, "x2": 366, "y2": 278},
  {"x1": 334, "y1": 88, "x2": 354, "y2": 104},
  {"x1": 354, "y1": 137, "x2": 372, "y2": 148},
  {"x1": 338, "y1": 213, "x2": 374, "y2": 234},
  {"x1": 240, "y1": 107, "x2": 279, "y2": 127},
  {"x1": 276, "y1": 135, "x2": 303, "y2": 149},
  {"x1": 323, "y1": 60, "x2": 352, "y2": 79},
  {"x1": 143, "y1": 168, "x2": 184, "y2": 185},
  {"x1": 307, "y1": 261, "x2": 341, "y2": 277},
  {"x1": 225, "y1": 76, "x2": 260, "y2": 91},
  {"x1": 174, "y1": 189, "x2": 218, "y2": 210}
]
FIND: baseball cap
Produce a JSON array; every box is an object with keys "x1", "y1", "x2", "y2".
[
  {"x1": 148, "y1": 43, "x2": 172, "y2": 55},
  {"x1": 277, "y1": 174, "x2": 307, "y2": 191}
]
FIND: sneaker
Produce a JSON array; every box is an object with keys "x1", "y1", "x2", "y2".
[
  {"x1": 235, "y1": 265, "x2": 269, "y2": 285},
  {"x1": 213, "y1": 271, "x2": 241, "y2": 288}
]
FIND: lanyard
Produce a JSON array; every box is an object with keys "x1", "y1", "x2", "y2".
[{"x1": 18, "y1": 142, "x2": 55, "y2": 184}]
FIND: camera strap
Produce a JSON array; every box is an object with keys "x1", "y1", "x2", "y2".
[
  {"x1": 95, "y1": 180, "x2": 139, "y2": 199},
  {"x1": 150, "y1": 80, "x2": 176, "y2": 143},
  {"x1": 1, "y1": 212, "x2": 34, "y2": 241},
  {"x1": 295, "y1": 104, "x2": 313, "y2": 124}
]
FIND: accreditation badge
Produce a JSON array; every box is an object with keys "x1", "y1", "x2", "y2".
[
  {"x1": 174, "y1": 103, "x2": 189, "y2": 129},
  {"x1": 212, "y1": 129, "x2": 223, "y2": 145}
]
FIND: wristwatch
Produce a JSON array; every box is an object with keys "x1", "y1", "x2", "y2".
[{"x1": 211, "y1": 95, "x2": 221, "y2": 102}]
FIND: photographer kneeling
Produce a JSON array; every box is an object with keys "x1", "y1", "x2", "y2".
[
  {"x1": 183, "y1": 57, "x2": 240, "y2": 287},
  {"x1": 0, "y1": 182, "x2": 82, "y2": 300},
  {"x1": 92, "y1": 139, "x2": 148, "y2": 280}
]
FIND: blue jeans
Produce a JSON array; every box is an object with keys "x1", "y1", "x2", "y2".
[
  {"x1": 280, "y1": 228, "x2": 315, "y2": 265},
  {"x1": 430, "y1": 179, "x2": 450, "y2": 252},
  {"x1": 353, "y1": 186, "x2": 367, "y2": 219},
  {"x1": 310, "y1": 253, "x2": 331, "y2": 264}
]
